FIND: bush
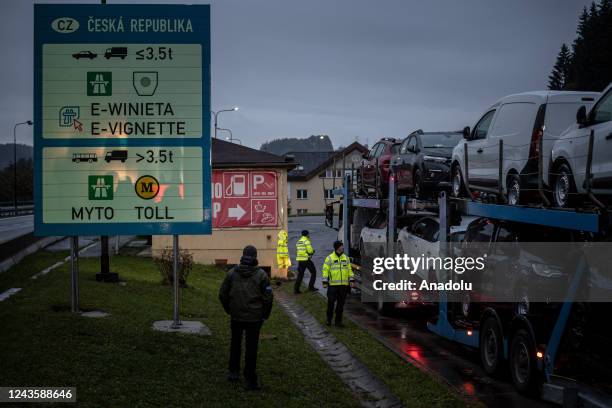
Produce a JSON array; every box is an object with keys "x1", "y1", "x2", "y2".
[{"x1": 155, "y1": 247, "x2": 194, "y2": 287}]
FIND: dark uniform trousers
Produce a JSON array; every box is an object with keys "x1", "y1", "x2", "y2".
[
  {"x1": 326, "y1": 285, "x2": 349, "y2": 324},
  {"x1": 229, "y1": 319, "x2": 263, "y2": 381},
  {"x1": 295, "y1": 260, "x2": 317, "y2": 292}
]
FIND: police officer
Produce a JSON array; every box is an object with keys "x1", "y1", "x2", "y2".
[
  {"x1": 322, "y1": 241, "x2": 354, "y2": 327},
  {"x1": 276, "y1": 230, "x2": 291, "y2": 277},
  {"x1": 295, "y1": 230, "x2": 318, "y2": 293}
]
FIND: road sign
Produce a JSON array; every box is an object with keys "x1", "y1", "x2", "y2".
[
  {"x1": 212, "y1": 170, "x2": 278, "y2": 228},
  {"x1": 34, "y1": 4, "x2": 211, "y2": 235}
]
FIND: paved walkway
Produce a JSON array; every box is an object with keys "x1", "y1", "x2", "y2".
[{"x1": 275, "y1": 289, "x2": 403, "y2": 408}]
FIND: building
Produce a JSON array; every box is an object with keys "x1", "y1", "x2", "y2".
[
  {"x1": 287, "y1": 142, "x2": 368, "y2": 215},
  {"x1": 153, "y1": 139, "x2": 295, "y2": 278}
]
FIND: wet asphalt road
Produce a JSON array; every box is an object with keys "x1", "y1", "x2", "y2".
[{"x1": 287, "y1": 216, "x2": 550, "y2": 408}]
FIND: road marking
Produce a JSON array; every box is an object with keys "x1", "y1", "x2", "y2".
[
  {"x1": 31, "y1": 261, "x2": 65, "y2": 280},
  {"x1": 30, "y1": 239, "x2": 99, "y2": 280},
  {"x1": 0, "y1": 288, "x2": 22, "y2": 302}
]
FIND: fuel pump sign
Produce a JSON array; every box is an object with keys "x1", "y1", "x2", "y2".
[{"x1": 34, "y1": 4, "x2": 211, "y2": 235}]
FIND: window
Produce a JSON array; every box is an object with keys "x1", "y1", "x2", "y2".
[
  {"x1": 322, "y1": 169, "x2": 344, "y2": 178},
  {"x1": 412, "y1": 218, "x2": 439, "y2": 242},
  {"x1": 297, "y1": 189, "x2": 308, "y2": 199},
  {"x1": 406, "y1": 137, "x2": 417, "y2": 153},
  {"x1": 593, "y1": 90, "x2": 612, "y2": 124},
  {"x1": 367, "y1": 144, "x2": 379, "y2": 159},
  {"x1": 324, "y1": 189, "x2": 334, "y2": 199},
  {"x1": 473, "y1": 110, "x2": 496, "y2": 140},
  {"x1": 391, "y1": 144, "x2": 401, "y2": 155},
  {"x1": 465, "y1": 219, "x2": 495, "y2": 243},
  {"x1": 490, "y1": 103, "x2": 534, "y2": 138},
  {"x1": 369, "y1": 143, "x2": 383, "y2": 159},
  {"x1": 295, "y1": 165, "x2": 304, "y2": 171},
  {"x1": 367, "y1": 212, "x2": 387, "y2": 229}
]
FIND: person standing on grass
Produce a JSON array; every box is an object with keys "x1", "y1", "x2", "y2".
[
  {"x1": 276, "y1": 230, "x2": 291, "y2": 277},
  {"x1": 219, "y1": 245, "x2": 273, "y2": 390},
  {"x1": 295, "y1": 230, "x2": 318, "y2": 293},
  {"x1": 321, "y1": 241, "x2": 354, "y2": 327}
]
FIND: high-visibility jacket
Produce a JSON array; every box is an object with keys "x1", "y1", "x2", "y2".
[
  {"x1": 296, "y1": 236, "x2": 314, "y2": 261},
  {"x1": 322, "y1": 252, "x2": 354, "y2": 286},
  {"x1": 276, "y1": 230, "x2": 291, "y2": 268}
]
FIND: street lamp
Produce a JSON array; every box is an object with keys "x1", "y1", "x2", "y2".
[
  {"x1": 13, "y1": 120, "x2": 33, "y2": 215},
  {"x1": 219, "y1": 128, "x2": 242, "y2": 145},
  {"x1": 212, "y1": 107, "x2": 238, "y2": 139}
]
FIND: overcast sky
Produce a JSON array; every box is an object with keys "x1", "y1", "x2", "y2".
[{"x1": 0, "y1": 0, "x2": 591, "y2": 150}]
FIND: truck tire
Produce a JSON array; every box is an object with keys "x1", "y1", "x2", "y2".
[
  {"x1": 480, "y1": 316, "x2": 504, "y2": 376},
  {"x1": 510, "y1": 328, "x2": 539, "y2": 394}
]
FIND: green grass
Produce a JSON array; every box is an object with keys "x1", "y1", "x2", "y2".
[
  {"x1": 283, "y1": 284, "x2": 476, "y2": 408},
  {"x1": 0, "y1": 251, "x2": 361, "y2": 408}
]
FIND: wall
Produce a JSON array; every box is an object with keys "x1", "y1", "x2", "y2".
[
  {"x1": 289, "y1": 149, "x2": 363, "y2": 215},
  {"x1": 152, "y1": 168, "x2": 289, "y2": 278}
]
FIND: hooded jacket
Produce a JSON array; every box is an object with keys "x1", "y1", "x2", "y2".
[{"x1": 218, "y1": 255, "x2": 273, "y2": 322}]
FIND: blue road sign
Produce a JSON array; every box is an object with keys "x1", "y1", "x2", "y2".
[{"x1": 34, "y1": 4, "x2": 211, "y2": 235}]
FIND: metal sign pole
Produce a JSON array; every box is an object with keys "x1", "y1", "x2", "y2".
[
  {"x1": 70, "y1": 236, "x2": 79, "y2": 313},
  {"x1": 171, "y1": 234, "x2": 181, "y2": 328}
]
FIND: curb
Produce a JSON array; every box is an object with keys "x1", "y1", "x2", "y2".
[{"x1": 0, "y1": 236, "x2": 65, "y2": 274}]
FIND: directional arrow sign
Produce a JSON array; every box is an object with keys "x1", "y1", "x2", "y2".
[{"x1": 228, "y1": 204, "x2": 246, "y2": 220}]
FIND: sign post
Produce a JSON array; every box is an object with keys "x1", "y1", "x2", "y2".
[
  {"x1": 70, "y1": 236, "x2": 79, "y2": 313},
  {"x1": 34, "y1": 4, "x2": 211, "y2": 327}
]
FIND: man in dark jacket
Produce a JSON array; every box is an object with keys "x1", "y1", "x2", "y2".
[{"x1": 219, "y1": 245, "x2": 273, "y2": 390}]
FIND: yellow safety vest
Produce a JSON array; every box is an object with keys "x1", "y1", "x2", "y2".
[
  {"x1": 276, "y1": 230, "x2": 291, "y2": 268},
  {"x1": 322, "y1": 252, "x2": 354, "y2": 286},
  {"x1": 296, "y1": 236, "x2": 314, "y2": 261}
]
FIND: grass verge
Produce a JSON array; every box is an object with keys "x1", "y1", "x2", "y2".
[
  {"x1": 282, "y1": 284, "x2": 475, "y2": 408},
  {"x1": 0, "y1": 251, "x2": 360, "y2": 408}
]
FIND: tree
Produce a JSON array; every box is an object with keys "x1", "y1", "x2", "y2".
[
  {"x1": 550, "y1": 0, "x2": 612, "y2": 91},
  {"x1": 548, "y1": 44, "x2": 572, "y2": 90}
]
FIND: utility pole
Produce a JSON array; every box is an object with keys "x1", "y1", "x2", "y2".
[{"x1": 13, "y1": 121, "x2": 32, "y2": 216}]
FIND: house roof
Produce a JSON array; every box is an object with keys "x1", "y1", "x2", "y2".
[
  {"x1": 212, "y1": 138, "x2": 296, "y2": 169},
  {"x1": 288, "y1": 142, "x2": 368, "y2": 181},
  {"x1": 285, "y1": 151, "x2": 334, "y2": 179}
]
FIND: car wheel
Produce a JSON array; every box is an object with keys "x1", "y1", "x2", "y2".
[
  {"x1": 553, "y1": 163, "x2": 576, "y2": 208},
  {"x1": 88, "y1": 159, "x2": 93, "y2": 163},
  {"x1": 510, "y1": 329, "x2": 540, "y2": 394},
  {"x1": 461, "y1": 293, "x2": 470, "y2": 318},
  {"x1": 414, "y1": 169, "x2": 423, "y2": 199},
  {"x1": 480, "y1": 317, "x2": 504, "y2": 376},
  {"x1": 75, "y1": 159, "x2": 80, "y2": 163},
  {"x1": 452, "y1": 165, "x2": 465, "y2": 198},
  {"x1": 507, "y1": 174, "x2": 521, "y2": 205}
]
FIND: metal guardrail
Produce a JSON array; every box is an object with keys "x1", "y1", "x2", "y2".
[{"x1": 0, "y1": 205, "x2": 34, "y2": 218}]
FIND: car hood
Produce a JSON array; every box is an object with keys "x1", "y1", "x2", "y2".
[{"x1": 421, "y1": 147, "x2": 453, "y2": 158}]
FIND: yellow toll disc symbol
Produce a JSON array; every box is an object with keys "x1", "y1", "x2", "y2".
[{"x1": 135, "y1": 175, "x2": 160, "y2": 200}]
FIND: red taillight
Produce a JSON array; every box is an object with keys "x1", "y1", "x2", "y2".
[{"x1": 530, "y1": 127, "x2": 544, "y2": 159}]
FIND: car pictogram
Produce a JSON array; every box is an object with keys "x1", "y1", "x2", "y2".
[{"x1": 72, "y1": 50, "x2": 97, "y2": 59}]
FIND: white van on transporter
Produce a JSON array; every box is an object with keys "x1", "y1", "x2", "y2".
[
  {"x1": 551, "y1": 83, "x2": 612, "y2": 207},
  {"x1": 451, "y1": 90, "x2": 599, "y2": 205}
]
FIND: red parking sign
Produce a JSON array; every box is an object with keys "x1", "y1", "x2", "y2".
[{"x1": 251, "y1": 172, "x2": 277, "y2": 198}]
